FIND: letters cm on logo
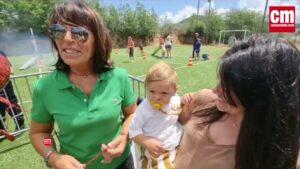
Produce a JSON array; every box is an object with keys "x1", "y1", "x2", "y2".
[{"x1": 269, "y1": 6, "x2": 296, "y2": 33}]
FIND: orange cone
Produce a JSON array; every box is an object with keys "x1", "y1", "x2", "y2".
[{"x1": 188, "y1": 58, "x2": 193, "y2": 66}]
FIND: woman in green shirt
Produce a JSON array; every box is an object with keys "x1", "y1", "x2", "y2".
[{"x1": 30, "y1": 1, "x2": 137, "y2": 169}]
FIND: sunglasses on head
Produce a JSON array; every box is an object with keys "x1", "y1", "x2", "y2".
[{"x1": 48, "y1": 24, "x2": 89, "y2": 43}]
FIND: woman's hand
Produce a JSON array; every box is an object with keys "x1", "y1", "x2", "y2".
[
  {"x1": 181, "y1": 93, "x2": 193, "y2": 107},
  {"x1": 49, "y1": 153, "x2": 86, "y2": 169},
  {"x1": 178, "y1": 93, "x2": 194, "y2": 124},
  {"x1": 101, "y1": 135, "x2": 128, "y2": 163},
  {"x1": 143, "y1": 138, "x2": 165, "y2": 157},
  {"x1": 182, "y1": 93, "x2": 193, "y2": 113}
]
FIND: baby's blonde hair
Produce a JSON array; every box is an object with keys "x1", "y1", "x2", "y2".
[{"x1": 145, "y1": 62, "x2": 178, "y2": 89}]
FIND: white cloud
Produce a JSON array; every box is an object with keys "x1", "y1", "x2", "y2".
[
  {"x1": 239, "y1": 0, "x2": 262, "y2": 10},
  {"x1": 159, "y1": 2, "x2": 229, "y2": 24},
  {"x1": 238, "y1": 0, "x2": 298, "y2": 11},
  {"x1": 238, "y1": 0, "x2": 299, "y2": 23},
  {"x1": 159, "y1": 6, "x2": 198, "y2": 23},
  {"x1": 238, "y1": 0, "x2": 266, "y2": 12},
  {"x1": 160, "y1": 0, "x2": 299, "y2": 24},
  {"x1": 216, "y1": 8, "x2": 230, "y2": 15}
]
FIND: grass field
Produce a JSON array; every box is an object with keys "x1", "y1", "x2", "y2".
[{"x1": 0, "y1": 44, "x2": 228, "y2": 169}]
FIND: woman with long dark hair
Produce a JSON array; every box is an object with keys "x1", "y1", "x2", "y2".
[{"x1": 176, "y1": 37, "x2": 300, "y2": 169}]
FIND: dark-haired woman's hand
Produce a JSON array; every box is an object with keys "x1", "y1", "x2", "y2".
[
  {"x1": 178, "y1": 93, "x2": 193, "y2": 124},
  {"x1": 181, "y1": 93, "x2": 193, "y2": 107}
]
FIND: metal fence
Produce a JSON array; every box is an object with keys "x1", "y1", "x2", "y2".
[{"x1": 0, "y1": 71, "x2": 145, "y2": 140}]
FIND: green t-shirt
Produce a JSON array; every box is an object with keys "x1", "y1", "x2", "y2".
[{"x1": 31, "y1": 68, "x2": 136, "y2": 169}]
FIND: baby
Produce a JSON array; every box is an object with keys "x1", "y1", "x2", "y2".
[{"x1": 129, "y1": 62, "x2": 182, "y2": 169}]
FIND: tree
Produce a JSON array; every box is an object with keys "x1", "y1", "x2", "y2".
[
  {"x1": 99, "y1": 2, "x2": 158, "y2": 46},
  {"x1": 175, "y1": 15, "x2": 206, "y2": 44},
  {"x1": 203, "y1": 9, "x2": 225, "y2": 43},
  {"x1": 135, "y1": 3, "x2": 158, "y2": 40},
  {"x1": 119, "y1": 4, "x2": 138, "y2": 38},
  {"x1": 0, "y1": 0, "x2": 159, "y2": 46},
  {"x1": 102, "y1": 5, "x2": 121, "y2": 36},
  {"x1": 85, "y1": 0, "x2": 101, "y2": 11},
  {"x1": 183, "y1": 15, "x2": 206, "y2": 39},
  {"x1": 225, "y1": 10, "x2": 267, "y2": 36},
  {"x1": 0, "y1": 0, "x2": 62, "y2": 34},
  {"x1": 160, "y1": 16, "x2": 174, "y2": 36}
]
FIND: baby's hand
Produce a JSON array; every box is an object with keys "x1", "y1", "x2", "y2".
[{"x1": 142, "y1": 138, "x2": 165, "y2": 157}]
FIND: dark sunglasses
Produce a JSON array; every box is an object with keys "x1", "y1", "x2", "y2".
[{"x1": 48, "y1": 24, "x2": 89, "y2": 43}]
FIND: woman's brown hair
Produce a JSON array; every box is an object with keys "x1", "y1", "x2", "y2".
[{"x1": 49, "y1": 0, "x2": 113, "y2": 73}]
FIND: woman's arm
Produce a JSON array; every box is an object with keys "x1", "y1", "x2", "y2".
[
  {"x1": 30, "y1": 121, "x2": 57, "y2": 161},
  {"x1": 121, "y1": 103, "x2": 137, "y2": 137},
  {"x1": 178, "y1": 110, "x2": 191, "y2": 125},
  {"x1": 101, "y1": 103, "x2": 137, "y2": 163},
  {"x1": 30, "y1": 121, "x2": 85, "y2": 169}
]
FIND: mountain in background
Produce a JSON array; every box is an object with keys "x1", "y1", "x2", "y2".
[
  {"x1": 175, "y1": 15, "x2": 300, "y2": 31},
  {"x1": 174, "y1": 14, "x2": 205, "y2": 28}
]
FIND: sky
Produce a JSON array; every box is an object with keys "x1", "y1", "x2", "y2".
[{"x1": 100, "y1": 0, "x2": 300, "y2": 23}]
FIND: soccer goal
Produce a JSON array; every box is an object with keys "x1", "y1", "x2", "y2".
[{"x1": 218, "y1": 29, "x2": 249, "y2": 45}]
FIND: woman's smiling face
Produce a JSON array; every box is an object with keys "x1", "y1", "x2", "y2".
[{"x1": 54, "y1": 23, "x2": 95, "y2": 68}]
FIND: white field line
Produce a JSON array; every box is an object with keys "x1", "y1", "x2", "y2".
[
  {"x1": 146, "y1": 57, "x2": 185, "y2": 66},
  {"x1": 114, "y1": 49, "x2": 188, "y2": 64},
  {"x1": 113, "y1": 51, "x2": 207, "y2": 78},
  {"x1": 137, "y1": 62, "x2": 203, "y2": 78}
]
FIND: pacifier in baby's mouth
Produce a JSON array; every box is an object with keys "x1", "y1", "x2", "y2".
[
  {"x1": 150, "y1": 101, "x2": 163, "y2": 110},
  {"x1": 150, "y1": 96, "x2": 182, "y2": 115}
]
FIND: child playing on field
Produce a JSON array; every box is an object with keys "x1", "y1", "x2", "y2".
[
  {"x1": 128, "y1": 36, "x2": 135, "y2": 61},
  {"x1": 139, "y1": 40, "x2": 145, "y2": 57},
  {"x1": 192, "y1": 32, "x2": 201, "y2": 60},
  {"x1": 129, "y1": 62, "x2": 183, "y2": 169},
  {"x1": 151, "y1": 35, "x2": 166, "y2": 57},
  {"x1": 165, "y1": 34, "x2": 173, "y2": 58}
]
